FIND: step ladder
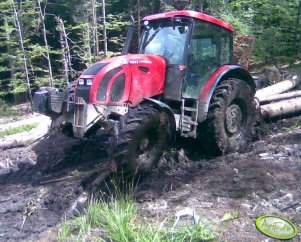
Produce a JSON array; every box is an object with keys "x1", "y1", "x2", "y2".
[{"x1": 180, "y1": 99, "x2": 199, "y2": 138}]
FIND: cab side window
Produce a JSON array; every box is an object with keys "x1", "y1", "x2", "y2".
[
  {"x1": 221, "y1": 28, "x2": 232, "y2": 64},
  {"x1": 184, "y1": 21, "x2": 221, "y2": 98},
  {"x1": 188, "y1": 21, "x2": 220, "y2": 77}
]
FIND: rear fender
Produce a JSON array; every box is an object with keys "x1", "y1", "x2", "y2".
[
  {"x1": 198, "y1": 65, "x2": 255, "y2": 122},
  {"x1": 143, "y1": 98, "x2": 176, "y2": 145}
]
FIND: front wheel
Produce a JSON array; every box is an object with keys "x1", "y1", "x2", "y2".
[
  {"x1": 199, "y1": 78, "x2": 255, "y2": 154},
  {"x1": 114, "y1": 105, "x2": 169, "y2": 176}
]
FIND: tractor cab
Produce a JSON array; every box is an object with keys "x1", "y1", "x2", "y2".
[{"x1": 125, "y1": 11, "x2": 234, "y2": 102}]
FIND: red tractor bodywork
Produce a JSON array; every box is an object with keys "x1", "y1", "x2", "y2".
[
  {"x1": 32, "y1": 10, "x2": 258, "y2": 176},
  {"x1": 78, "y1": 54, "x2": 166, "y2": 107},
  {"x1": 143, "y1": 10, "x2": 234, "y2": 32},
  {"x1": 34, "y1": 10, "x2": 256, "y2": 165},
  {"x1": 69, "y1": 10, "x2": 255, "y2": 135}
]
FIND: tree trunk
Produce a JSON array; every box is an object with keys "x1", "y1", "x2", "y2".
[
  {"x1": 92, "y1": 0, "x2": 99, "y2": 60},
  {"x1": 4, "y1": 18, "x2": 15, "y2": 82},
  {"x1": 102, "y1": 0, "x2": 107, "y2": 57},
  {"x1": 199, "y1": 0, "x2": 204, "y2": 12},
  {"x1": 11, "y1": 1, "x2": 33, "y2": 111},
  {"x1": 59, "y1": 29, "x2": 69, "y2": 86},
  {"x1": 57, "y1": 17, "x2": 72, "y2": 86},
  {"x1": 37, "y1": 0, "x2": 53, "y2": 86},
  {"x1": 295, "y1": 0, "x2": 301, "y2": 50},
  {"x1": 137, "y1": 0, "x2": 140, "y2": 42}
]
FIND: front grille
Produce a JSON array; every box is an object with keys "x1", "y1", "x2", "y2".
[
  {"x1": 96, "y1": 67, "x2": 122, "y2": 101},
  {"x1": 75, "y1": 86, "x2": 91, "y2": 103}
]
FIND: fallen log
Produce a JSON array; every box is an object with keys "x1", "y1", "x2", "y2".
[
  {"x1": 258, "y1": 90, "x2": 301, "y2": 104},
  {"x1": 0, "y1": 116, "x2": 51, "y2": 150},
  {"x1": 255, "y1": 75, "x2": 300, "y2": 101},
  {"x1": 260, "y1": 97, "x2": 301, "y2": 119},
  {"x1": 0, "y1": 140, "x2": 28, "y2": 150}
]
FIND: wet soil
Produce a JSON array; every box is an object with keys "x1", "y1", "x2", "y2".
[{"x1": 0, "y1": 116, "x2": 301, "y2": 241}]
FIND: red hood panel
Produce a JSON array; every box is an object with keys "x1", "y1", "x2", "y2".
[
  {"x1": 87, "y1": 54, "x2": 166, "y2": 106},
  {"x1": 127, "y1": 54, "x2": 166, "y2": 106}
]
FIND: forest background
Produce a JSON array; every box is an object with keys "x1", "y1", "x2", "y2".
[{"x1": 0, "y1": 0, "x2": 300, "y2": 102}]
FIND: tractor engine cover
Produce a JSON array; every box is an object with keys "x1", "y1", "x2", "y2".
[{"x1": 76, "y1": 54, "x2": 166, "y2": 107}]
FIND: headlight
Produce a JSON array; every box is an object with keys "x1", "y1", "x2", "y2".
[
  {"x1": 78, "y1": 79, "x2": 84, "y2": 85},
  {"x1": 86, "y1": 79, "x2": 93, "y2": 86}
]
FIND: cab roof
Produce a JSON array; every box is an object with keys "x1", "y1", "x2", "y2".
[{"x1": 143, "y1": 10, "x2": 234, "y2": 32}]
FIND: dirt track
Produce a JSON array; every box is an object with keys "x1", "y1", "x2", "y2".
[{"x1": 0, "y1": 116, "x2": 301, "y2": 241}]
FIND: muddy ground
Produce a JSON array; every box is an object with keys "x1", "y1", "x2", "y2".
[{"x1": 0, "y1": 114, "x2": 301, "y2": 241}]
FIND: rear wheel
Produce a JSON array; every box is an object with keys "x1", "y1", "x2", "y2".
[
  {"x1": 199, "y1": 78, "x2": 255, "y2": 154},
  {"x1": 114, "y1": 105, "x2": 169, "y2": 176}
]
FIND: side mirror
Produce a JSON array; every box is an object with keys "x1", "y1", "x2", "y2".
[{"x1": 178, "y1": 26, "x2": 188, "y2": 34}]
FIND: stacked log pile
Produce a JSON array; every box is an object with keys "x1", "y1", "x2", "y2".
[{"x1": 255, "y1": 75, "x2": 301, "y2": 119}]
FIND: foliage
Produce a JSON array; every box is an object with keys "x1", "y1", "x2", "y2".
[
  {"x1": 206, "y1": 0, "x2": 300, "y2": 63},
  {"x1": 206, "y1": 0, "x2": 253, "y2": 36}
]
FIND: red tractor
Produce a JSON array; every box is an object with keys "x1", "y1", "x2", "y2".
[{"x1": 34, "y1": 10, "x2": 256, "y2": 175}]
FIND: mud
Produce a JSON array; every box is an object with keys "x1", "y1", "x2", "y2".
[{"x1": 0, "y1": 117, "x2": 301, "y2": 241}]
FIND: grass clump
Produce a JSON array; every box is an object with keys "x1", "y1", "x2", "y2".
[
  {"x1": 58, "y1": 216, "x2": 90, "y2": 242},
  {"x1": 0, "y1": 123, "x2": 38, "y2": 138},
  {"x1": 167, "y1": 223, "x2": 215, "y2": 242},
  {"x1": 57, "y1": 182, "x2": 215, "y2": 242},
  {"x1": 92, "y1": 197, "x2": 135, "y2": 241}
]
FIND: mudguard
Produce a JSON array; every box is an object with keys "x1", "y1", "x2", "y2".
[
  {"x1": 144, "y1": 98, "x2": 176, "y2": 145},
  {"x1": 197, "y1": 65, "x2": 255, "y2": 122}
]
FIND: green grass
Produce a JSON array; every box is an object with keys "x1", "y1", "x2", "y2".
[
  {"x1": 167, "y1": 223, "x2": 216, "y2": 242},
  {"x1": 58, "y1": 216, "x2": 90, "y2": 242},
  {"x1": 0, "y1": 123, "x2": 38, "y2": 138},
  {"x1": 57, "y1": 182, "x2": 215, "y2": 242}
]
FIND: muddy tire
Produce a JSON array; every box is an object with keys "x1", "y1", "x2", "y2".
[
  {"x1": 50, "y1": 115, "x2": 73, "y2": 136},
  {"x1": 199, "y1": 78, "x2": 255, "y2": 154},
  {"x1": 114, "y1": 105, "x2": 168, "y2": 176},
  {"x1": 50, "y1": 114, "x2": 63, "y2": 132}
]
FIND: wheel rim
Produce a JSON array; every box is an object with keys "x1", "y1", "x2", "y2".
[{"x1": 225, "y1": 103, "x2": 244, "y2": 135}]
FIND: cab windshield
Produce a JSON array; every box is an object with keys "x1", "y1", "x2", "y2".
[{"x1": 139, "y1": 20, "x2": 191, "y2": 65}]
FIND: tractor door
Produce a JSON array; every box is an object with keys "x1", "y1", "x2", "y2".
[
  {"x1": 183, "y1": 21, "x2": 232, "y2": 99},
  {"x1": 139, "y1": 19, "x2": 192, "y2": 101}
]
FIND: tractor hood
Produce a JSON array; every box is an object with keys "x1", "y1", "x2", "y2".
[{"x1": 75, "y1": 54, "x2": 166, "y2": 107}]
